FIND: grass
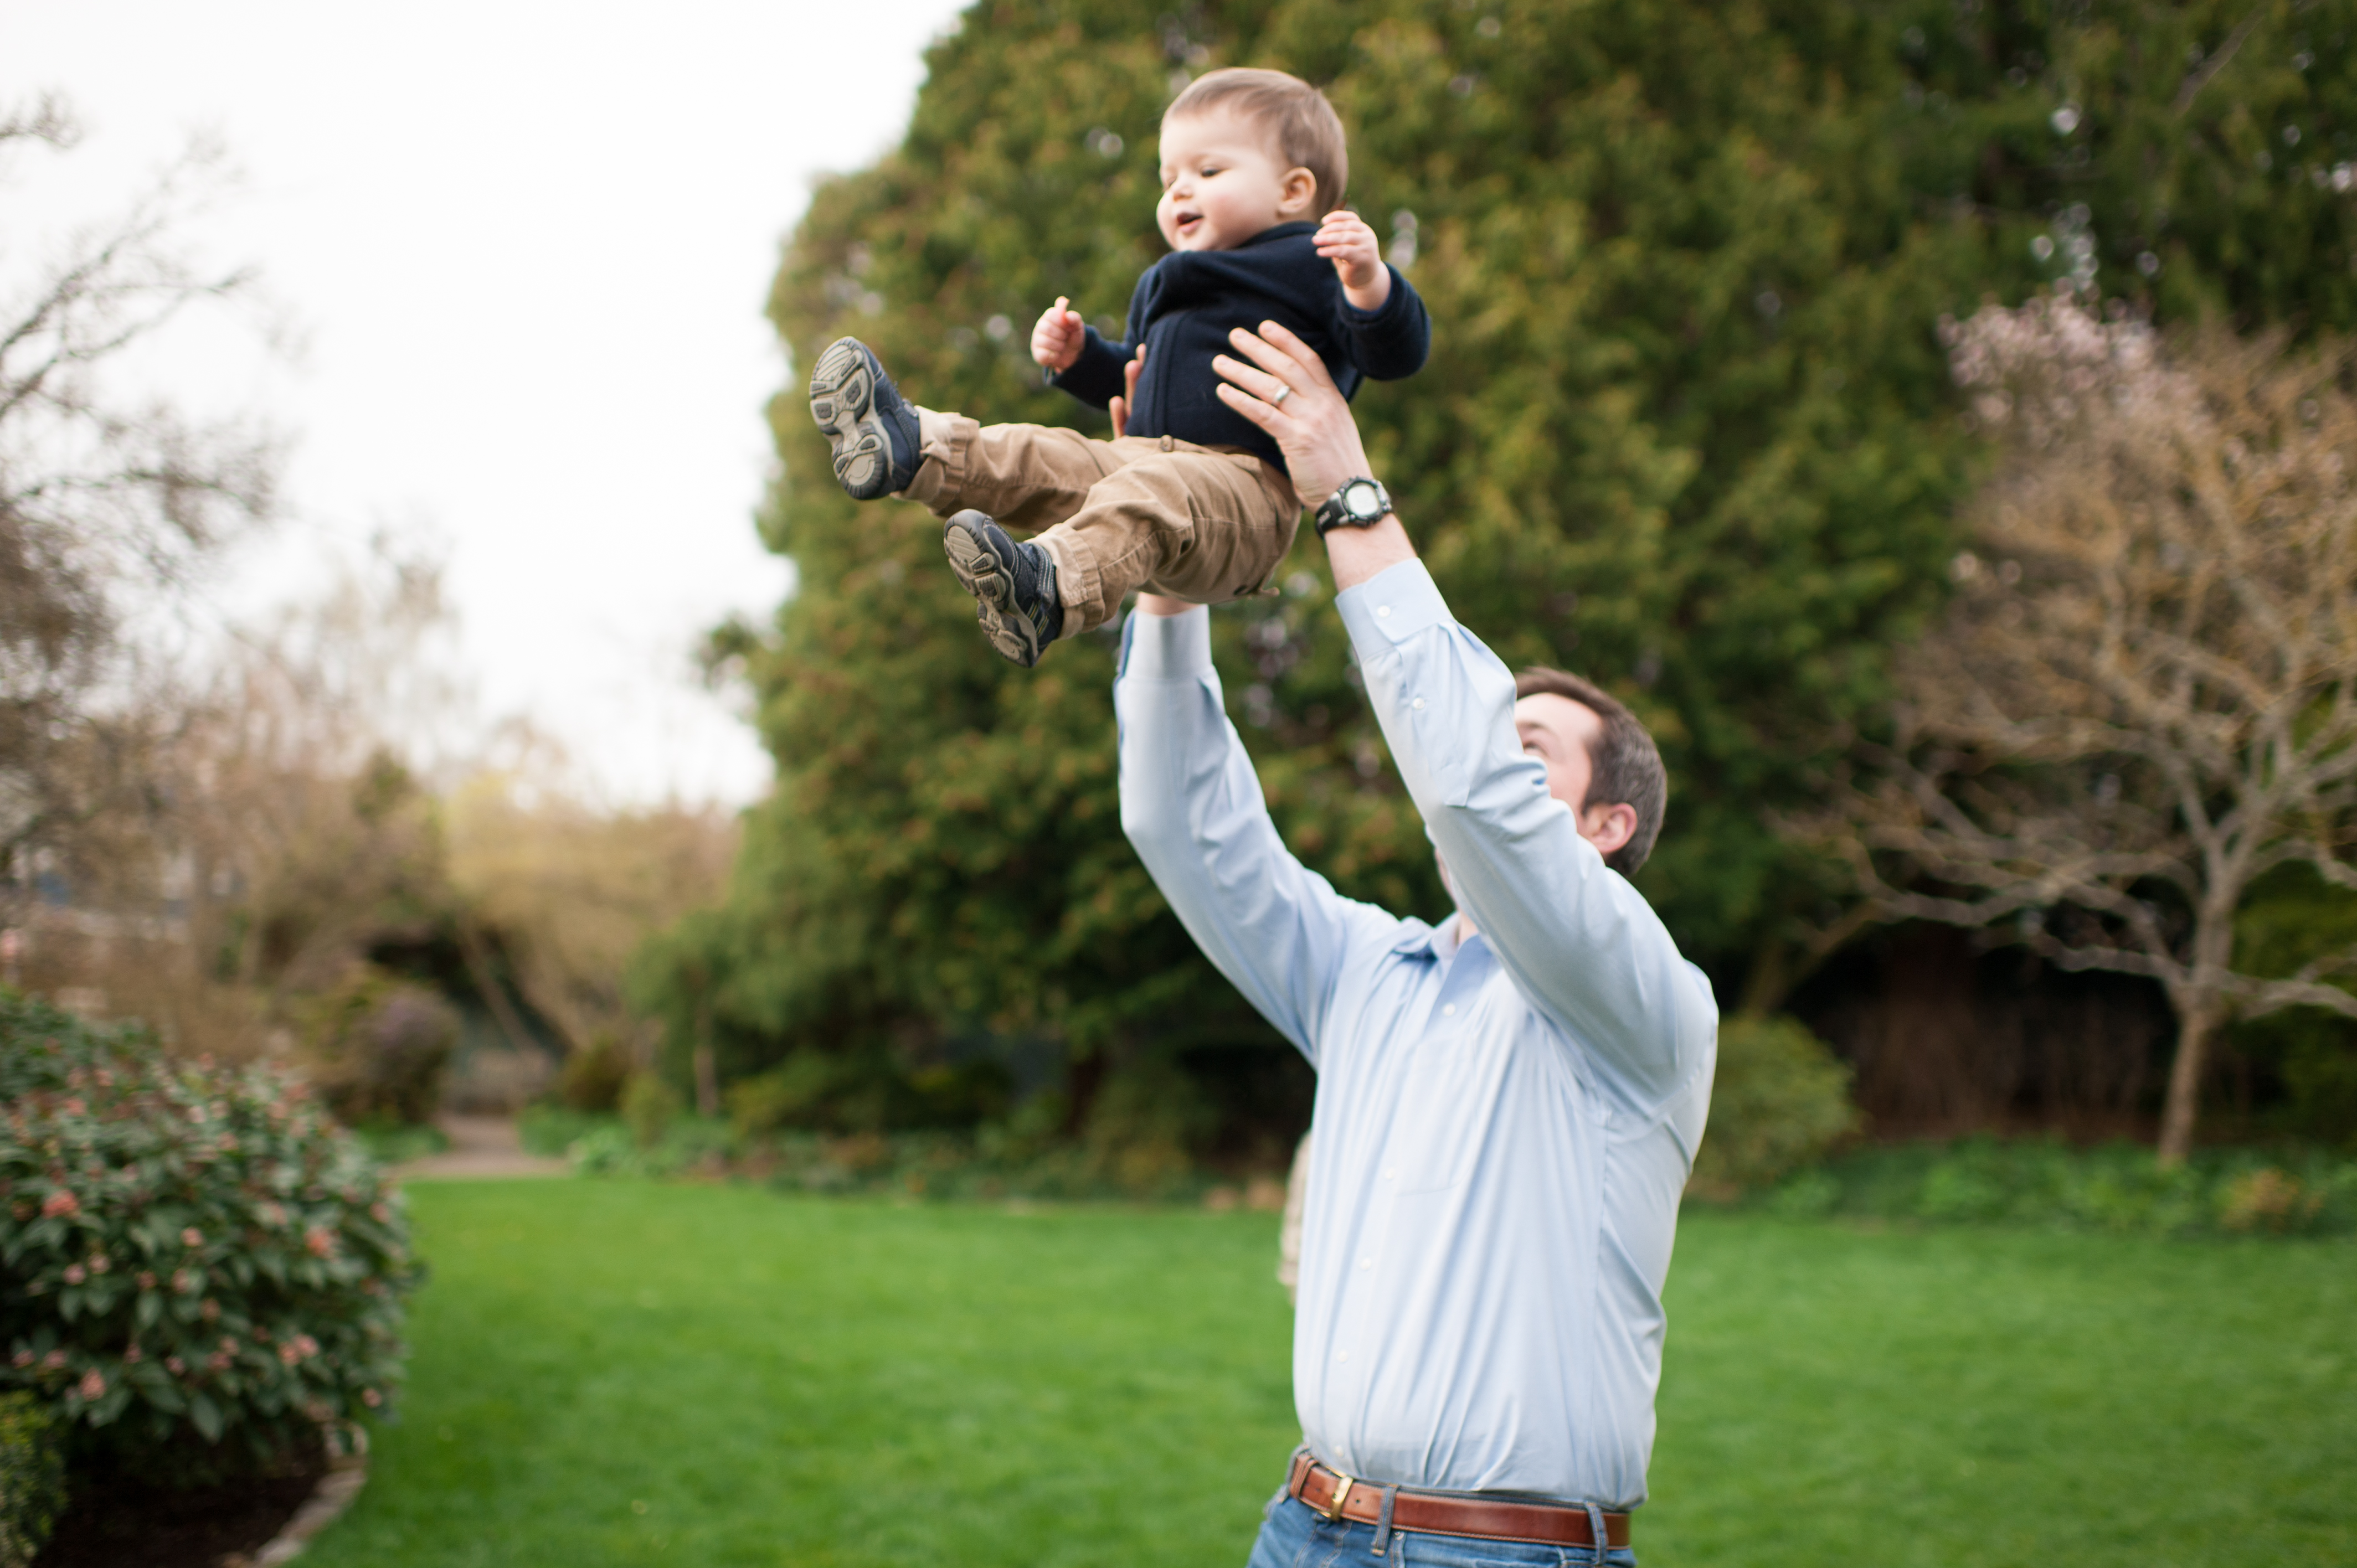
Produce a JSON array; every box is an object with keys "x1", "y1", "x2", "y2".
[{"x1": 304, "y1": 1181, "x2": 2356, "y2": 1567}]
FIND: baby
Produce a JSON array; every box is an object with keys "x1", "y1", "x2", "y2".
[{"x1": 809, "y1": 66, "x2": 1431, "y2": 666}]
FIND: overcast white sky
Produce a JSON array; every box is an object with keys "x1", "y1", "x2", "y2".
[{"x1": 3, "y1": 0, "x2": 970, "y2": 804}]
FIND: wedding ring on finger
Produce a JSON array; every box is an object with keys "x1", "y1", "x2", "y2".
[{"x1": 1271, "y1": 384, "x2": 1292, "y2": 406}]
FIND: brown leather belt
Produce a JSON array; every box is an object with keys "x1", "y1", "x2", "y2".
[{"x1": 1285, "y1": 1452, "x2": 1632, "y2": 1549}]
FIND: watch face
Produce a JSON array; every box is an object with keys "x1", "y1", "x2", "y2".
[{"x1": 1345, "y1": 481, "x2": 1383, "y2": 519}]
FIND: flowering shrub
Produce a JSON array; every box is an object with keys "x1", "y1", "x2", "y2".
[
  {"x1": 0, "y1": 1391, "x2": 61, "y2": 1568},
  {"x1": 0, "y1": 991, "x2": 420, "y2": 1459}
]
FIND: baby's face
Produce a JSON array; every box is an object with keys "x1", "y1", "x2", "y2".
[{"x1": 1156, "y1": 107, "x2": 1315, "y2": 252}]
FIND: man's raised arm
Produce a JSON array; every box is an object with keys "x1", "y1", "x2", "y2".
[
  {"x1": 1209, "y1": 323, "x2": 1716, "y2": 1115},
  {"x1": 1115, "y1": 602, "x2": 1401, "y2": 1069}
]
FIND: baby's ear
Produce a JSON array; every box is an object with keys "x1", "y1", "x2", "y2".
[{"x1": 1280, "y1": 166, "x2": 1319, "y2": 215}]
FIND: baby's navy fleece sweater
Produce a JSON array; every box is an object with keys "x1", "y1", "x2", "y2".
[{"x1": 1048, "y1": 219, "x2": 1431, "y2": 476}]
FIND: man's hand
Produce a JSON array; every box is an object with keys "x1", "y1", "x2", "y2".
[
  {"x1": 1032, "y1": 296, "x2": 1085, "y2": 373},
  {"x1": 1108, "y1": 344, "x2": 1145, "y2": 437},
  {"x1": 1316, "y1": 210, "x2": 1391, "y2": 313},
  {"x1": 1213, "y1": 321, "x2": 1417, "y2": 591}
]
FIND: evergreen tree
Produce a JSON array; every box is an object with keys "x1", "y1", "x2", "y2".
[{"x1": 637, "y1": 1, "x2": 2357, "y2": 1131}]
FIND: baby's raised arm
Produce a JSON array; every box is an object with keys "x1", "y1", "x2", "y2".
[
  {"x1": 1031, "y1": 296, "x2": 1086, "y2": 372},
  {"x1": 1315, "y1": 211, "x2": 1392, "y2": 313}
]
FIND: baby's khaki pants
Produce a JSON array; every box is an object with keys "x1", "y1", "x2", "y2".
[{"x1": 901, "y1": 409, "x2": 1299, "y2": 635}]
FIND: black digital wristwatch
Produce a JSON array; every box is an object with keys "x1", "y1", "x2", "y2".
[{"x1": 1313, "y1": 477, "x2": 1394, "y2": 536}]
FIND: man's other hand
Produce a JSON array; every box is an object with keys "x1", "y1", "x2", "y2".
[
  {"x1": 1108, "y1": 345, "x2": 1146, "y2": 437},
  {"x1": 1032, "y1": 296, "x2": 1084, "y2": 372}
]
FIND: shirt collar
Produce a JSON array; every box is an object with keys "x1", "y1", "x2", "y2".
[
  {"x1": 1243, "y1": 220, "x2": 1318, "y2": 247},
  {"x1": 1391, "y1": 912, "x2": 1473, "y2": 960}
]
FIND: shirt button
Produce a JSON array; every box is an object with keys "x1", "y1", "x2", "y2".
[
  {"x1": 1383, "y1": 1167, "x2": 1396, "y2": 1180},
  {"x1": 1412, "y1": 698, "x2": 1425, "y2": 710},
  {"x1": 1360, "y1": 1256, "x2": 1373, "y2": 1270},
  {"x1": 1376, "y1": 606, "x2": 1391, "y2": 618},
  {"x1": 1337, "y1": 1349, "x2": 1350, "y2": 1362},
  {"x1": 1442, "y1": 1003, "x2": 1456, "y2": 1017}
]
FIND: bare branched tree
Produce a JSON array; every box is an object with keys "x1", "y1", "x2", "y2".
[
  {"x1": 1815, "y1": 297, "x2": 2357, "y2": 1164},
  {"x1": 0, "y1": 94, "x2": 277, "y2": 911}
]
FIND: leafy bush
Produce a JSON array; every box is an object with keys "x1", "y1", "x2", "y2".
[
  {"x1": 348, "y1": 1120, "x2": 448, "y2": 1166},
  {"x1": 1689, "y1": 1015, "x2": 1860, "y2": 1196},
  {"x1": 0, "y1": 991, "x2": 420, "y2": 1463},
  {"x1": 299, "y1": 968, "x2": 458, "y2": 1125},
  {"x1": 724, "y1": 1049, "x2": 1013, "y2": 1139},
  {"x1": 555, "y1": 1033, "x2": 632, "y2": 1112},
  {"x1": 517, "y1": 1105, "x2": 611, "y2": 1158},
  {"x1": 620, "y1": 1071, "x2": 683, "y2": 1148},
  {"x1": 0, "y1": 1391, "x2": 61, "y2": 1568},
  {"x1": 1765, "y1": 1136, "x2": 2357, "y2": 1239}
]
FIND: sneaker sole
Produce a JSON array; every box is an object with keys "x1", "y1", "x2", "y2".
[
  {"x1": 809, "y1": 338, "x2": 899, "y2": 501},
  {"x1": 942, "y1": 513, "x2": 1046, "y2": 667}
]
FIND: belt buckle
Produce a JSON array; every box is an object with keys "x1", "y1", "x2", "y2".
[{"x1": 1319, "y1": 1471, "x2": 1356, "y2": 1522}]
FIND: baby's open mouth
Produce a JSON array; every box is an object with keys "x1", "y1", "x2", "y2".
[{"x1": 1174, "y1": 210, "x2": 1203, "y2": 239}]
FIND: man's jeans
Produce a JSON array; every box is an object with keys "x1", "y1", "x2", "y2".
[{"x1": 1247, "y1": 1493, "x2": 1639, "y2": 1568}]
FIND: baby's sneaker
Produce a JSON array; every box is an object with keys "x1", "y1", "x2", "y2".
[
  {"x1": 942, "y1": 510, "x2": 1064, "y2": 667},
  {"x1": 809, "y1": 337, "x2": 920, "y2": 499}
]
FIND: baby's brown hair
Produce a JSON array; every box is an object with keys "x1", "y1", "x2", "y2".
[{"x1": 1165, "y1": 68, "x2": 1349, "y2": 213}]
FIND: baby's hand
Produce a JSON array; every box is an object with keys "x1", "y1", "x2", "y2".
[
  {"x1": 1032, "y1": 296, "x2": 1085, "y2": 373},
  {"x1": 1316, "y1": 210, "x2": 1391, "y2": 311}
]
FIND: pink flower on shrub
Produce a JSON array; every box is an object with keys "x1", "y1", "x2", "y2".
[
  {"x1": 94, "y1": 1069, "x2": 112, "y2": 1088},
  {"x1": 304, "y1": 1226, "x2": 336, "y2": 1258},
  {"x1": 10, "y1": 1350, "x2": 30, "y2": 1369},
  {"x1": 137, "y1": 1272, "x2": 157, "y2": 1290},
  {"x1": 40, "y1": 1350, "x2": 65, "y2": 1372},
  {"x1": 207, "y1": 1352, "x2": 231, "y2": 1372},
  {"x1": 171, "y1": 1270, "x2": 193, "y2": 1293},
  {"x1": 76, "y1": 1370, "x2": 104, "y2": 1400},
  {"x1": 61, "y1": 1097, "x2": 85, "y2": 1116},
  {"x1": 219, "y1": 1336, "x2": 238, "y2": 1354},
  {"x1": 166, "y1": 1356, "x2": 186, "y2": 1376},
  {"x1": 258, "y1": 1201, "x2": 287, "y2": 1227},
  {"x1": 294, "y1": 1334, "x2": 320, "y2": 1359},
  {"x1": 361, "y1": 1387, "x2": 382, "y2": 1408},
  {"x1": 88, "y1": 1254, "x2": 109, "y2": 1275},
  {"x1": 181, "y1": 1227, "x2": 204, "y2": 1247},
  {"x1": 40, "y1": 1191, "x2": 77, "y2": 1219},
  {"x1": 200, "y1": 1298, "x2": 220, "y2": 1322},
  {"x1": 61, "y1": 1265, "x2": 84, "y2": 1286},
  {"x1": 369, "y1": 1203, "x2": 390, "y2": 1223},
  {"x1": 122, "y1": 1345, "x2": 142, "y2": 1364},
  {"x1": 279, "y1": 1342, "x2": 301, "y2": 1365}
]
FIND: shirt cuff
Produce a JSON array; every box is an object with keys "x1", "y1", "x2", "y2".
[
  {"x1": 1118, "y1": 602, "x2": 1213, "y2": 679},
  {"x1": 1336, "y1": 559, "x2": 1453, "y2": 664}
]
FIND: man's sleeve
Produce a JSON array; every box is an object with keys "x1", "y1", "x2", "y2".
[
  {"x1": 1337, "y1": 561, "x2": 1716, "y2": 1117},
  {"x1": 1115, "y1": 606, "x2": 1402, "y2": 1069},
  {"x1": 1335, "y1": 269, "x2": 1430, "y2": 383}
]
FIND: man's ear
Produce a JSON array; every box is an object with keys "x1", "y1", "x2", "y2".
[
  {"x1": 1580, "y1": 802, "x2": 1640, "y2": 861},
  {"x1": 1278, "y1": 166, "x2": 1318, "y2": 216}
]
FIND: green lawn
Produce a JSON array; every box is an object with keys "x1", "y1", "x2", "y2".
[{"x1": 303, "y1": 1180, "x2": 2356, "y2": 1567}]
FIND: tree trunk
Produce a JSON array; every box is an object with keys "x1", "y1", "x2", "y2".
[
  {"x1": 2157, "y1": 999, "x2": 2215, "y2": 1167},
  {"x1": 692, "y1": 997, "x2": 720, "y2": 1117}
]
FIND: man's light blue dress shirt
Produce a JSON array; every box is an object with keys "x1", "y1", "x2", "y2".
[{"x1": 1115, "y1": 561, "x2": 1717, "y2": 1511}]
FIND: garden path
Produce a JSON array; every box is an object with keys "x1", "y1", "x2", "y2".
[{"x1": 391, "y1": 1115, "x2": 567, "y2": 1180}]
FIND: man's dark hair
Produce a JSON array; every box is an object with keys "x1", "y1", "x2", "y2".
[{"x1": 1513, "y1": 668, "x2": 1668, "y2": 876}]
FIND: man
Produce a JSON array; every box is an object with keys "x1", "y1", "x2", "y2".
[{"x1": 1115, "y1": 322, "x2": 1717, "y2": 1566}]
